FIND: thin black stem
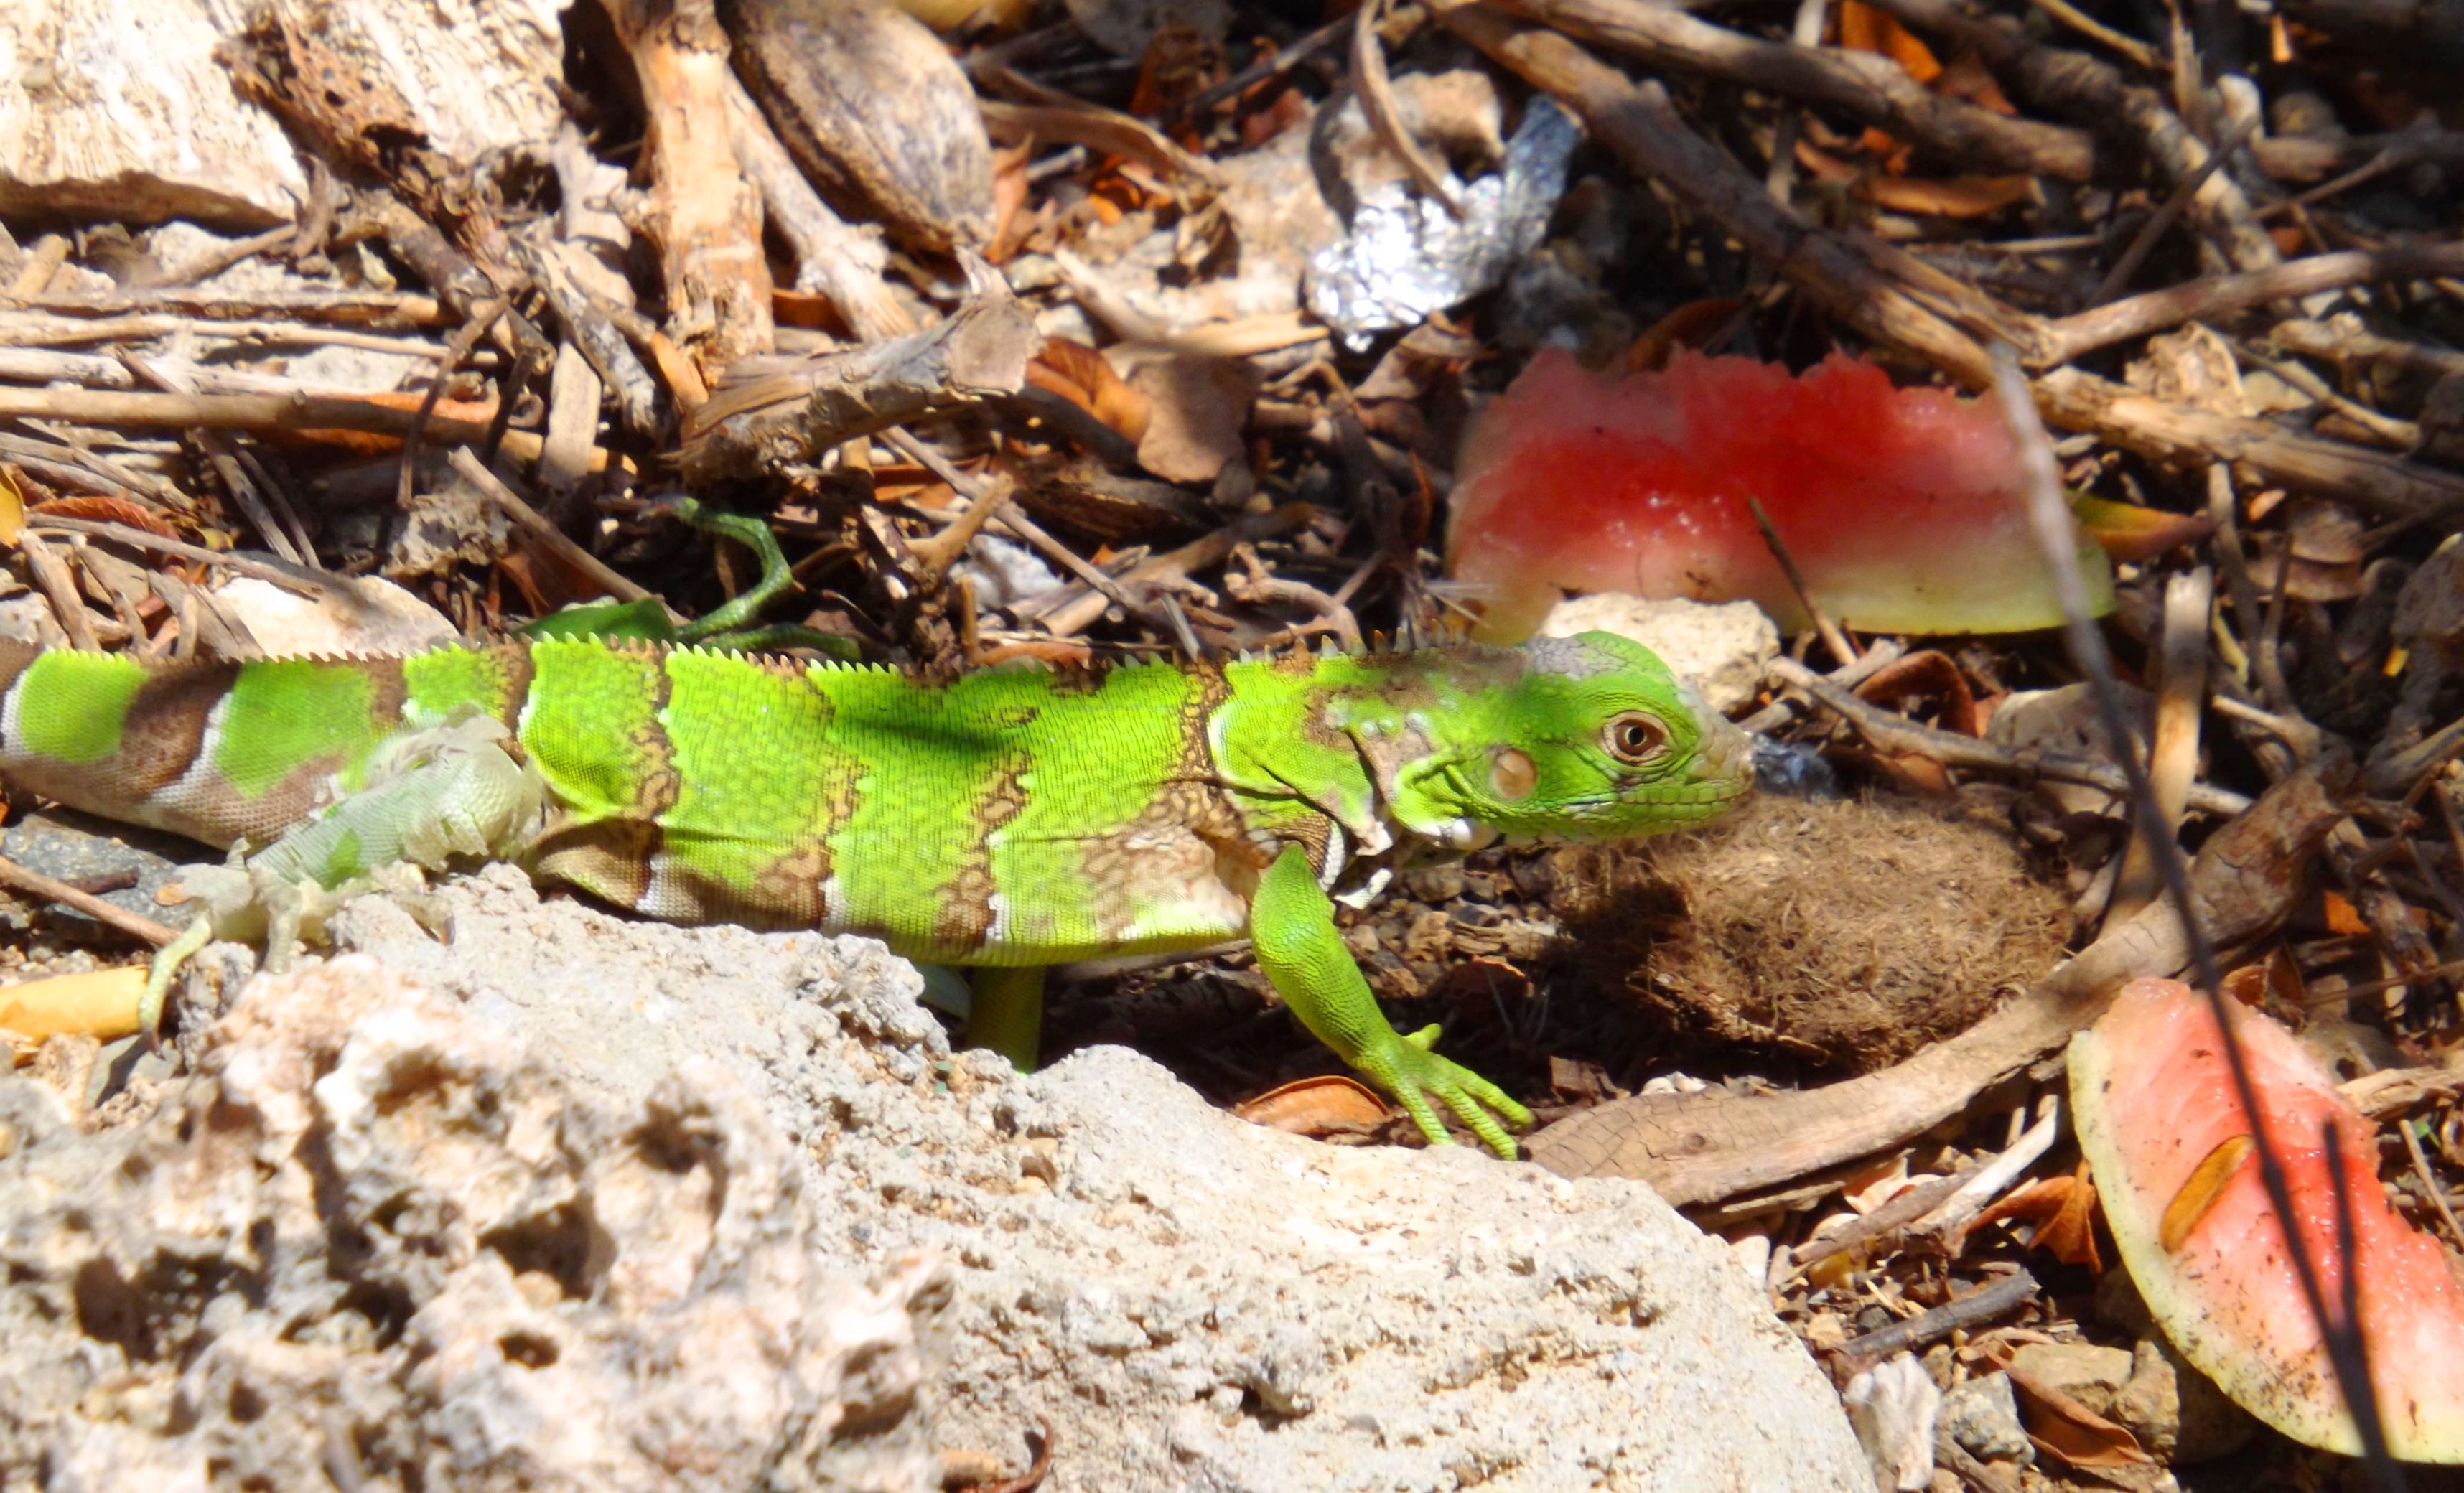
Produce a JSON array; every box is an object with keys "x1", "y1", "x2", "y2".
[{"x1": 1991, "y1": 347, "x2": 2402, "y2": 1487}]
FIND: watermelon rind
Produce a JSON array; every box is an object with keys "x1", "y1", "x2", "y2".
[{"x1": 2070, "y1": 977, "x2": 2464, "y2": 1464}]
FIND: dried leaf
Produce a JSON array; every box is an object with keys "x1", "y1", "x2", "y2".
[
  {"x1": 0, "y1": 466, "x2": 22, "y2": 549},
  {"x1": 773, "y1": 287, "x2": 844, "y2": 331},
  {"x1": 1842, "y1": 1152, "x2": 1915, "y2": 1214},
  {"x1": 2036, "y1": 1164, "x2": 2101, "y2": 1270},
  {"x1": 1027, "y1": 337, "x2": 1153, "y2": 444},
  {"x1": 1855, "y1": 650, "x2": 1979, "y2": 736},
  {"x1": 1971, "y1": 1164, "x2": 2102, "y2": 1270},
  {"x1": 1794, "y1": 141, "x2": 1862, "y2": 186},
  {"x1": 1792, "y1": 141, "x2": 2027, "y2": 216},
  {"x1": 28, "y1": 495, "x2": 179, "y2": 540},
  {"x1": 1857, "y1": 172, "x2": 2033, "y2": 217},
  {"x1": 1236, "y1": 1075, "x2": 1390, "y2": 1137},
  {"x1": 1624, "y1": 297, "x2": 1745, "y2": 372},
  {"x1": 1124, "y1": 351, "x2": 1259, "y2": 485},
  {"x1": 2323, "y1": 889, "x2": 2370, "y2": 937},
  {"x1": 1837, "y1": 0, "x2": 1943, "y2": 83},
  {"x1": 2072, "y1": 494, "x2": 2214, "y2": 563},
  {"x1": 1933, "y1": 51, "x2": 2016, "y2": 114},
  {"x1": 986, "y1": 138, "x2": 1036, "y2": 264},
  {"x1": 1996, "y1": 1347, "x2": 2156, "y2": 1469}
]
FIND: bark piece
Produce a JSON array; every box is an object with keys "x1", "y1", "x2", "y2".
[
  {"x1": 726, "y1": 0, "x2": 994, "y2": 251},
  {"x1": 219, "y1": 0, "x2": 564, "y2": 235},
  {"x1": 680, "y1": 255, "x2": 1038, "y2": 484},
  {"x1": 607, "y1": 0, "x2": 776, "y2": 373},
  {"x1": 0, "y1": 0, "x2": 306, "y2": 228}
]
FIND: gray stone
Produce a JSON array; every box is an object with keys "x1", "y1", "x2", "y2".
[
  {"x1": 1938, "y1": 1372, "x2": 2034, "y2": 1466},
  {"x1": 2010, "y1": 1341, "x2": 2135, "y2": 1418},
  {"x1": 4, "y1": 869, "x2": 1872, "y2": 1490},
  {"x1": 331, "y1": 869, "x2": 1872, "y2": 1490},
  {"x1": 0, "y1": 955, "x2": 943, "y2": 1492},
  {"x1": 2113, "y1": 1335, "x2": 2260, "y2": 1465}
]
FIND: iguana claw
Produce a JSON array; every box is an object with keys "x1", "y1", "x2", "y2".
[
  {"x1": 140, "y1": 914, "x2": 216, "y2": 1051},
  {"x1": 1358, "y1": 1022, "x2": 1534, "y2": 1159}
]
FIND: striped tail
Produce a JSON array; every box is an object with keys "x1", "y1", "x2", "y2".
[{"x1": 0, "y1": 640, "x2": 527, "y2": 852}]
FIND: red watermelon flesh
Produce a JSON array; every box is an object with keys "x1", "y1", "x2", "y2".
[
  {"x1": 1445, "y1": 349, "x2": 2114, "y2": 641},
  {"x1": 2070, "y1": 976, "x2": 2464, "y2": 1461}
]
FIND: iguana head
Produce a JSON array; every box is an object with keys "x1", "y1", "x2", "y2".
[{"x1": 1363, "y1": 630, "x2": 1755, "y2": 849}]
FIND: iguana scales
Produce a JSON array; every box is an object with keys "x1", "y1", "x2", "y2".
[{"x1": 0, "y1": 630, "x2": 1753, "y2": 1155}]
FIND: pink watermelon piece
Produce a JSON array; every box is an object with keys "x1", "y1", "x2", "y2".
[
  {"x1": 1445, "y1": 350, "x2": 2114, "y2": 642},
  {"x1": 2070, "y1": 976, "x2": 2464, "y2": 1461}
]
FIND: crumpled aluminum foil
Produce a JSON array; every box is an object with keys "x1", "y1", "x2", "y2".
[{"x1": 1304, "y1": 97, "x2": 1581, "y2": 349}]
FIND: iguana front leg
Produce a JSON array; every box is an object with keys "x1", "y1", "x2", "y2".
[
  {"x1": 1249, "y1": 844, "x2": 1531, "y2": 1158},
  {"x1": 967, "y1": 964, "x2": 1046, "y2": 1072}
]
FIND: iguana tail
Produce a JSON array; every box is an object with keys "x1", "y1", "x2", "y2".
[{"x1": 0, "y1": 637, "x2": 530, "y2": 851}]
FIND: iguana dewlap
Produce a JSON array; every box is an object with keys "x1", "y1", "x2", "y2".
[{"x1": 0, "y1": 631, "x2": 1752, "y2": 1155}]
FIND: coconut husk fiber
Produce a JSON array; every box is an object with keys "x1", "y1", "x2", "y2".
[{"x1": 1546, "y1": 790, "x2": 2074, "y2": 1073}]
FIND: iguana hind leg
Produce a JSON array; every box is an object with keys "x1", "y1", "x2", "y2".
[
  {"x1": 968, "y1": 964, "x2": 1046, "y2": 1072},
  {"x1": 139, "y1": 722, "x2": 542, "y2": 1042},
  {"x1": 1248, "y1": 843, "x2": 1532, "y2": 1158}
]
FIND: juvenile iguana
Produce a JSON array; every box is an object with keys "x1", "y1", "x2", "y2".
[{"x1": 0, "y1": 630, "x2": 1753, "y2": 1155}]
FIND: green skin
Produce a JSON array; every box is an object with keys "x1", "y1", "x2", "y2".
[{"x1": 0, "y1": 630, "x2": 1753, "y2": 1155}]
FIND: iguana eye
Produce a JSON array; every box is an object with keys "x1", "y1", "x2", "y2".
[
  {"x1": 1490, "y1": 747, "x2": 1536, "y2": 801},
  {"x1": 1602, "y1": 712, "x2": 1667, "y2": 764}
]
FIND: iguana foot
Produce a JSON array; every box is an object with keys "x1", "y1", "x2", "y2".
[
  {"x1": 140, "y1": 914, "x2": 216, "y2": 1049},
  {"x1": 1353, "y1": 1024, "x2": 1534, "y2": 1159}
]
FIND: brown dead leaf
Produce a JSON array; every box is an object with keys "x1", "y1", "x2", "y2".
[
  {"x1": 0, "y1": 466, "x2": 22, "y2": 549},
  {"x1": 1856, "y1": 651, "x2": 1980, "y2": 737},
  {"x1": 1837, "y1": 0, "x2": 1943, "y2": 81},
  {"x1": 1792, "y1": 143, "x2": 2029, "y2": 217},
  {"x1": 2323, "y1": 889, "x2": 2371, "y2": 937},
  {"x1": 2072, "y1": 495, "x2": 2213, "y2": 563},
  {"x1": 1994, "y1": 1345, "x2": 2156, "y2": 1469},
  {"x1": 1027, "y1": 337, "x2": 1152, "y2": 445},
  {"x1": 2223, "y1": 947, "x2": 2305, "y2": 1012},
  {"x1": 1970, "y1": 1162, "x2": 2102, "y2": 1270},
  {"x1": 1128, "y1": 23, "x2": 1225, "y2": 131},
  {"x1": 1934, "y1": 51, "x2": 2017, "y2": 114},
  {"x1": 1794, "y1": 141, "x2": 1862, "y2": 186},
  {"x1": 29, "y1": 495, "x2": 181, "y2": 540},
  {"x1": 1624, "y1": 297, "x2": 1745, "y2": 371},
  {"x1": 2244, "y1": 499, "x2": 2369, "y2": 602},
  {"x1": 1236, "y1": 1075, "x2": 1390, "y2": 1138},
  {"x1": 1858, "y1": 172, "x2": 2034, "y2": 217},
  {"x1": 985, "y1": 139, "x2": 1037, "y2": 265},
  {"x1": 1239, "y1": 83, "x2": 1311, "y2": 149},
  {"x1": 1124, "y1": 351, "x2": 1261, "y2": 485},
  {"x1": 1842, "y1": 1152, "x2": 1915, "y2": 1214}
]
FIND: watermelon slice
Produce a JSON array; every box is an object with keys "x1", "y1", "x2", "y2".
[
  {"x1": 1445, "y1": 349, "x2": 2115, "y2": 641},
  {"x1": 2070, "y1": 976, "x2": 2464, "y2": 1461}
]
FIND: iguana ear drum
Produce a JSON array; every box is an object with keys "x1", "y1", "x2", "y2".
[{"x1": 1490, "y1": 747, "x2": 1536, "y2": 802}]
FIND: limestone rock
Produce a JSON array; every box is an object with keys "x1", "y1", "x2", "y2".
[
  {"x1": 327, "y1": 870, "x2": 1875, "y2": 1492},
  {"x1": 0, "y1": 956, "x2": 945, "y2": 1492}
]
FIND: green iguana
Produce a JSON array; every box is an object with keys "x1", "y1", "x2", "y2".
[{"x1": 0, "y1": 630, "x2": 1753, "y2": 1155}]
